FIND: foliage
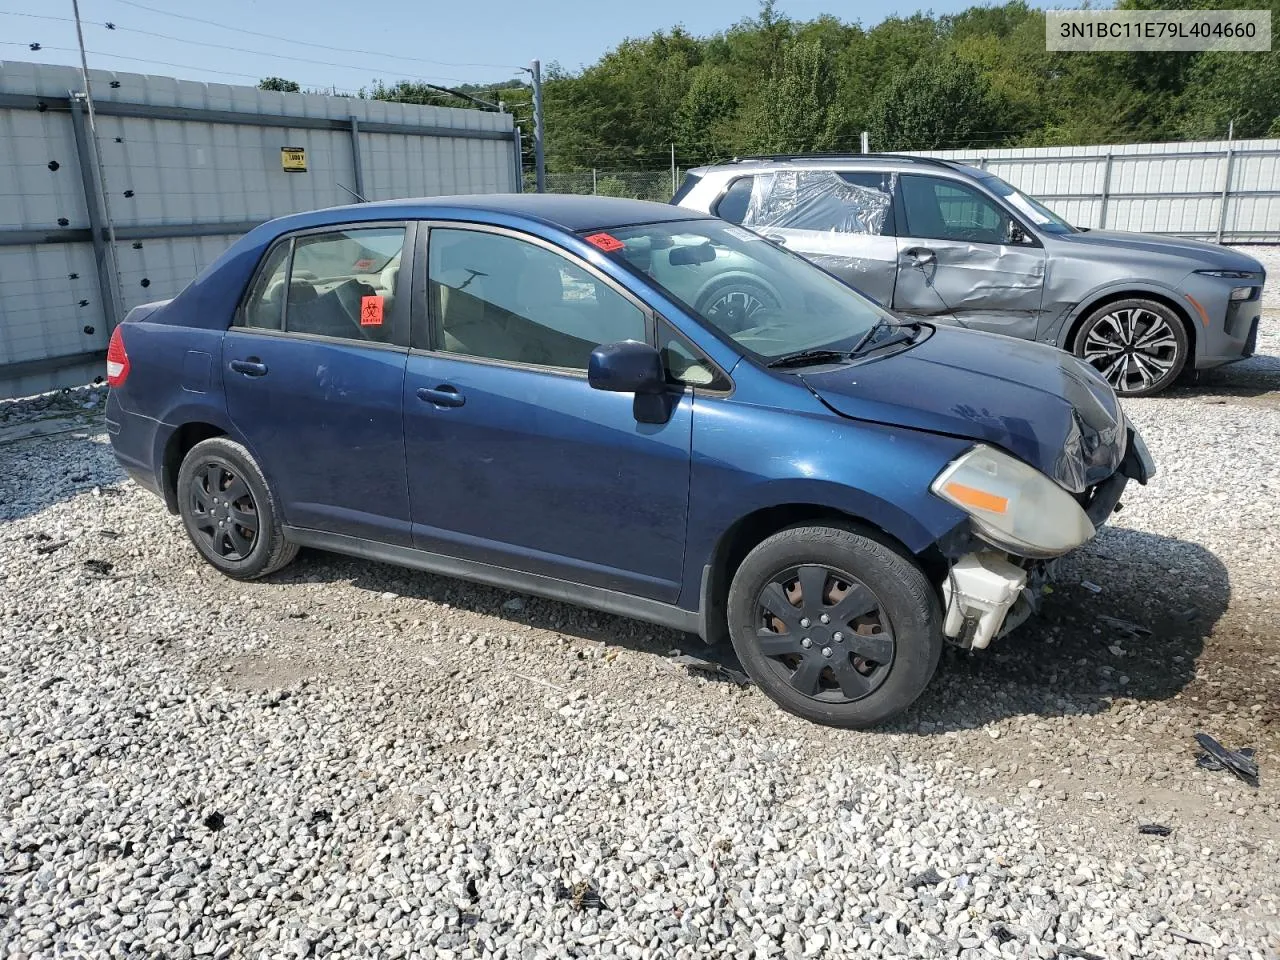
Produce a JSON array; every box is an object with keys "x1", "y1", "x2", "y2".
[
  {"x1": 258, "y1": 77, "x2": 300, "y2": 93},
  {"x1": 866, "y1": 58, "x2": 1007, "y2": 151},
  {"x1": 518, "y1": 0, "x2": 1279, "y2": 172}
]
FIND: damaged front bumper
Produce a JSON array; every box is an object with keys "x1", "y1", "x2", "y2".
[{"x1": 941, "y1": 425, "x2": 1154, "y2": 650}]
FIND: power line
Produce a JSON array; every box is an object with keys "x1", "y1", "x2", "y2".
[
  {"x1": 99, "y1": 0, "x2": 527, "y2": 72},
  {"x1": 0, "y1": 10, "x2": 519, "y2": 88}
]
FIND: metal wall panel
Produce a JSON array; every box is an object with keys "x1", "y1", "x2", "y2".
[
  {"x1": 0, "y1": 59, "x2": 518, "y2": 398},
  {"x1": 914, "y1": 138, "x2": 1280, "y2": 242}
]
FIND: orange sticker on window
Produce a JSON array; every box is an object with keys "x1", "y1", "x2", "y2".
[
  {"x1": 360, "y1": 295, "x2": 384, "y2": 326},
  {"x1": 585, "y1": 232, "x2": 624, "y2": 253}
]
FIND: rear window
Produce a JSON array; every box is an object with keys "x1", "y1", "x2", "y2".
[{"x1": 670, "y1": 171, "x2": 703, "y2": 205}]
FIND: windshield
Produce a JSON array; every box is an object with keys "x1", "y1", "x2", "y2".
[
  {"x1": 983, "y1": 174, "x2": 1076, "y2": 234},
  {"x1": 590, "y1": 220, "x2": 893, "y2": 360}
]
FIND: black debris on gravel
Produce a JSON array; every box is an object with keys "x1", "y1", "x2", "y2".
[
  {"x1": 671, "y1": 654, "x2": 751, "y2": 686},
  {"x1": 202, "y1": 811, "x2": 226, "y2": 831},
  {"x1": 1194, "y1": 732, "x2": 1259, "y2": 788},
  {"x1": 905, "y1": 867, "x2": 944, "y2": 888},
  {"x1": 1138, "y1": 823, "x2": 1172, "y2": 837},
  {"x1": 83, "y1": 559, "x2": 114, "y2": 576}
]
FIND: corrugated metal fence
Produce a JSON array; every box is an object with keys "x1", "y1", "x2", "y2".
[
  {"x1": 0, "y1": 61, "x2": 521, "y2": 399},
  {"x1": 912, "y1": 138, "x2": 1280, "y2": 245}
]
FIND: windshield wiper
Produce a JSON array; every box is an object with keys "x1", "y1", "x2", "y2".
[
  {"x1": 849, "y1": 319, "x2": 922, "y2": 356},
  {"x1": 766, "y1": 348, "x2": 850, "y2": 369}
]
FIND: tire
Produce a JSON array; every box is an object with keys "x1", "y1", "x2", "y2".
[
  {"x1": 176, "y1": 437, "x2": 298, "y2": 580},
  {"x1": 694, "y1": 276, "x2": 780, "y2": 333},
  {"x1": 726, "y1": 524, "x2": 942, "y2": 729},
  {"x1": 1072, "y1": 298, "x2": 1189, "y2": 398}
]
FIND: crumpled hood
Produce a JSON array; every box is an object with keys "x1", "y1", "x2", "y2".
[
  {"x1": 1057, "y1": 230, "x2": 1264, "y2": 272},
  {"x1": 800, "y1": 326, "x2": 1126, "y2": 493}
]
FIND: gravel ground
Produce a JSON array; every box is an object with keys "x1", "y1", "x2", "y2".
[{"x1": 2, "y1": 323, "x2": 1279, "y2": 960}]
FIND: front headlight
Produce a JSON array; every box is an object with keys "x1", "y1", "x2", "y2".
[
  {"x1": 1194, "y1": 269, "x2": 1258, "y2": 280},
  {"x1": 931, "y1": 444, "x2": 1097, "y2": 558}
]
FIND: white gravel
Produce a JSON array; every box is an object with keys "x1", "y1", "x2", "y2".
[{"x1": 2, "y1": 324, "x2": 1279, "y2": 960}]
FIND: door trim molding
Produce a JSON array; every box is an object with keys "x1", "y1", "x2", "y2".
[{"x1": 283, "y1": 525, "x2": 704, "y2": 637}]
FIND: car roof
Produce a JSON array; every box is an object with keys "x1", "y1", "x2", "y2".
[
  {"x1": 688, "y1": 155, "x2": 985, "y2": 178},
  {"x1": 269, "y1": 193, "x2": 711, "y2": 235}
]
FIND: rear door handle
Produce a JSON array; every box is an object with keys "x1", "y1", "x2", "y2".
[
  {"x1": 904, "y1": 247, "x2": 936, "y2": 265},
  {"x1": 229, "y1": 358, "x2": 268, "y2": 377},
  {"x1": 417, "y1": 385, "x2": 465, "y2": 408}
]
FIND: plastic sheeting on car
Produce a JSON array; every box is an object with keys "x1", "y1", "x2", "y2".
[{"x1": 742, "y1": 170, "x2": 894, "y2": 236}]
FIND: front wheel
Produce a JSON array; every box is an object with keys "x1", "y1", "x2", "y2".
[
  {"x1": 1072, "y1": 299, "x2": 1189, "y2": 397},
  {"x1": 726, "y1": 525, "x2": 942, "y2": 728}
]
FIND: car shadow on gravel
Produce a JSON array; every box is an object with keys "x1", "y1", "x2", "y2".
[
  {"x1": 280, "y1": 526, "x2": 1228, "y2": 734},
  {"x1": 893, "y1": 527, "x2": 1230, "y2": 734}
]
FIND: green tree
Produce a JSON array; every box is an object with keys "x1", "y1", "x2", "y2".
[
  {"x1": 258, "y1": 77, "x2": 300, "y2": 93},
  {"x1": 750, "y1": 38, "x2": 838, "y2": 153},
  {"x1": 866, "y1": 57, "x2": 1010, "y2": 150},
  {"x1": 675, "y1": 66, "x2": 738, "y2": 163}
]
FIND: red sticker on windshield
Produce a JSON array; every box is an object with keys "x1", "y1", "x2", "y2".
[
  {"x1": 360, "y1": 295, "x2": 384, "y2": 326},
  {"x1": 353, "y1": 258, "x2": 375, "y2": 270},
  {"x1": 585, "y1": 232, "x2": 624, "y2": 253}
]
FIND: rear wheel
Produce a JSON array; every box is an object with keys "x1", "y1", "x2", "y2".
[
  {"x1": 726, "y1": 524, "x2": 942, "y2": 728},
  {"x1": 176, "y1": 437, "x2": 297, "y2": 579},
  {"x1": 1072, "y1": 299, "x2": 1188, "y2": 397}
]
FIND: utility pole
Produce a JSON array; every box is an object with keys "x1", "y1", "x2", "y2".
[
  {"x1": 530, "y1": 59, "x2": 545, "y2": 193},
  {"x1": 71, "y1": 0, "x2": 123, "y2": 329},
  {"x1": 860, "y1": 130, "x2": 870, "y2": 153},
  {"x1": 670, "y1": 143, "x2": 676, "y2": 196}
]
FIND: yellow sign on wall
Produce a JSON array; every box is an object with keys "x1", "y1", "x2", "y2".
[{"x1": 281, "y1": 147, "x2": 307, "y2": 172}]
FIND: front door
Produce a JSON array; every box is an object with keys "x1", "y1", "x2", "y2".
[
  {"x1": 892, "y1": 173, "x2": 1047, "y2": 339},
  {"x1": 403, "y1": 224, "x2": 693, "y2": 602},
  {"x1": 222, "y1": 223, "x2": 414, "y2": 544}
]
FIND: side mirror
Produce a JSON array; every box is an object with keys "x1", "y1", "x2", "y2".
[
  {"x1": 588, "y1": 341, "x2": 666, "y2": 394},
  {"x1": 1007, "y1": 221, "x2": 1032, "y2": 245}
]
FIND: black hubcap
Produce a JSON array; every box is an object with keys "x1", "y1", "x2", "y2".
[
  {"x1": 754, "y1": 565, "x2": 895, "y2": 703},
  {"x1": 189, "y1": 462, "x2": 258, "y2": 561}
]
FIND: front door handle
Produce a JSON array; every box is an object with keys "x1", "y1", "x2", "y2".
[
  {"x1": 229, "y1": 358, "x2": 268, "y2": 377},
  {"x1": 417, "y1": 385, "x2": 465, "y2": 408},
  {"x1": 904, "y1": 247, "x2": 936, "y2": 265}
]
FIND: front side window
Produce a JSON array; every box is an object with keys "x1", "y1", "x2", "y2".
[
  {"x1": 239, "y1": 226, "x2": 406, "y2": 342},
  {"x1": 428, "y1": 228, "x2": 647, "y2": 370},
  {"x1": 899, "y1": 175, "x2": 1010, "y2": 244},
  {"x1": 598, "y1": 219, "x2": 891, "y2": 361}
]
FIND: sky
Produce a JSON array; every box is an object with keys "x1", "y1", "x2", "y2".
[{"x1": 1, "y1": 0, "x2": 1057, "y2": 95}]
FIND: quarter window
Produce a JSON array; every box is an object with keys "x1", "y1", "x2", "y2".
[
  {"x1": 899, "y1": 175, "x2": 1010, "y2": 244},
  {"x1": 239, "y1": 226, "x2": 406, "y2": 342},
  {"x1": 713, "y1": 177, "x2": 755, "y2": 225},
  {"x1": 428, "y1": 228, "x2": 647, "y2": 371}
]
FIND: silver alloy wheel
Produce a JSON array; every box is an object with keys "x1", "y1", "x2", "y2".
[
  {"x1": 708, "y1": 289, "x2": 768, "y2": 323},
  {"x1": 1081, "y1": 307, "x2": 1180, "y2": 394}
]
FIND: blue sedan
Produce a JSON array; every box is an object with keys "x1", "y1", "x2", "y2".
[{"x1": 105, "y1": 195, "x2": 1153, "y2": 727}]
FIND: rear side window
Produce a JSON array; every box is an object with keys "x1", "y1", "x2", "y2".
[
  {"x1": 241, "y1": 241, "x2": 289, "y2": 330},
  {"x1": 239, "y1": 226, "x2": 407, "y2": 342},
  {"x1": 713, "y1": 177, "x2": 755, "y2": 225},
  {"x1": 740, "y1": 170, "x2": 895, "y2": 236}
]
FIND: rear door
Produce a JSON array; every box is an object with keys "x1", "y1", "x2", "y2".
[
  {"x1": 892, "y1": 173, "x2": 1046, "y2": 338},
  {"x1": 727, "y1": 169, "x2": 899, "y2": 305},
  {"x1": 402, "y1": 223, "x2": 694, "y2": 601},
  {"x1": 222, "y1": 222, "x2": 414, "y2": 545}
]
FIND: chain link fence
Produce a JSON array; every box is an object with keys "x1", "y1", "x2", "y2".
[{"x1": 524, "y1": 170, "x2": 677, "y2": 202}]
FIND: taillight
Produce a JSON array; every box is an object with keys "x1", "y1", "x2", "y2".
[{"x1": 106, "y1": 326, "x2": 130, "y2": 388}]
